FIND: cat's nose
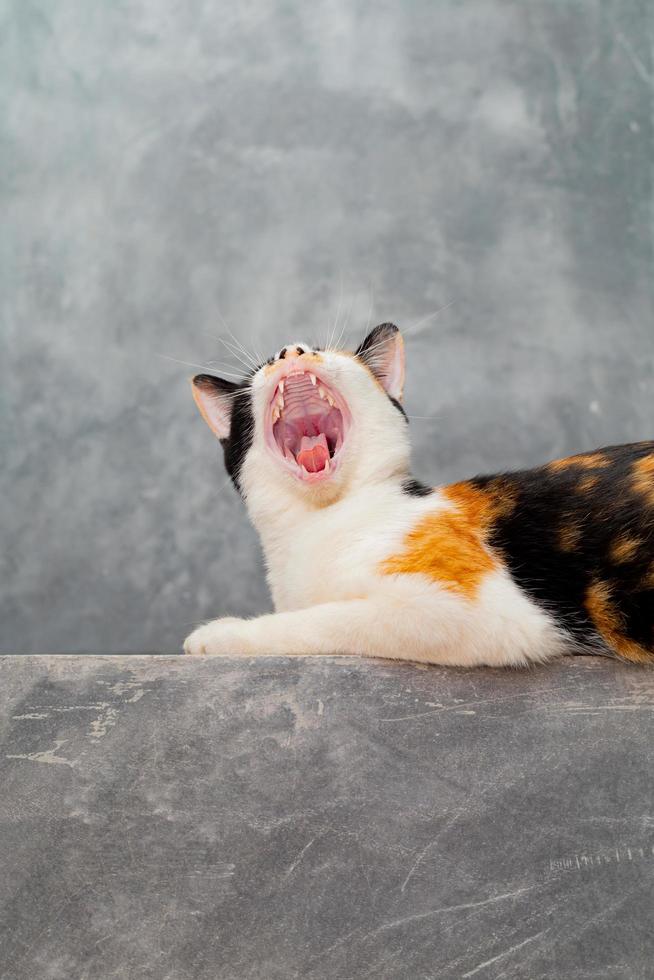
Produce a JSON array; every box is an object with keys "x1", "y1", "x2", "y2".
[{"x1": 278, "y1": 344, "x2": 308, "y2": 360}]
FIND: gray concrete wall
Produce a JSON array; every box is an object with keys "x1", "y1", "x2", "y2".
[{"x1": 2, "y1": 1, "x2": 653, "y2": 654}]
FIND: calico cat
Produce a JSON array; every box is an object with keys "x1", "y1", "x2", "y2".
[{"x1": 185, "y1": 323, "x2": 654, "y2": 666}]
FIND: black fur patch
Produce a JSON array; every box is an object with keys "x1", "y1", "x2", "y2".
[
  {"x1": 193, "y1": 374, "x2": 255, "y2": 495},
  {"x1": 355, "y1": 322, "x2": 399, "y2": 359},
  {"x1": 470, "y1": 442, "x2": 654, "y2": 658},
  {"x1": 389, "y1": 397, "x2": 408, "y2": 421},
  {"x1": 223, "y1": 385, "x2": 255, "y2": 495},
  {"x1": 402, "y1": 478, "x2": 434, "y2": 497}
]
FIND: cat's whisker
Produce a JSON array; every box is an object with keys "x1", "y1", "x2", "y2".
[
  {"x1": 222, "y1": 333, "x2": 258, "y2": 367},
  {"x1": 207, "y1": 361, "x2": 249, "y2": 377},
  {"x1": 212, "y1": 306, "x2": 260, "y2": 370},
  {"x1": 326, "y1": 270, "x2": 345, "y2": 351},
  {"x1": 364, "y1": 282, "x2": 374, "y2": 339},
  {"x1": 225, "y1": 328, "x2": 260, "y2": 370},
  {"x1": 404, "y1": 300, "x2": 455, "y2": 337},
  {"x1": 214, "y1": 307, "x2": 254, "y2": 361},
  {"x1": 156, "y1": 353, "x2": 244, "y2": 379},
  {"x1": 333, "y1": 294, "x2": 354, "y2": 352},
  {"x1": 353, "y1": 337, "x2": 395, "y2": 361},
  {"x1": 252, "y1": 342, "x2": 265, "y2": 366},
  {"x1": 219, "y1": 337, "x2": 257, "y2": 374}
]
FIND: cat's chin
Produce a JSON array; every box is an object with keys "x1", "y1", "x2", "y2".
[{"x1": 264, "y1": 366, "x2": 351, "y2": 484}]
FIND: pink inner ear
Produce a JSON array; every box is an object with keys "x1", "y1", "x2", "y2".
[
  {"x1": 191, "y1": 381, "x2": 232, "y2": 440},
  {"x1": 379, "y1": 332, "x2": 405, "y2": 402}
]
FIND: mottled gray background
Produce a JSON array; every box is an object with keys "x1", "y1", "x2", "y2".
[{"x1": 2, "y1": 1, "x2": 652, "y2": 654}]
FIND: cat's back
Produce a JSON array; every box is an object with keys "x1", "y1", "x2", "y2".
[{"x1": 468, "y1": 441, "x2": 654, "y2": 661}]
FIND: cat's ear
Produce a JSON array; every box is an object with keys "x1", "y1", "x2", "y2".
[
  {"x1": 191, "y1": 374, "x2": 239, "y2": 441},
  {"x1": 355, "y1": 322, "x2": 405, "y2": 402}
]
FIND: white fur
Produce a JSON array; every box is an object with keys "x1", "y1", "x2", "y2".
[{"x1": 185, "y1": 340, "x2": 569, "y2": 667}]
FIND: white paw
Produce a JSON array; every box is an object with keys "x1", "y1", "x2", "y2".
[{"x1": 183, "y1": 618, "x2": 254, "y2": 656}]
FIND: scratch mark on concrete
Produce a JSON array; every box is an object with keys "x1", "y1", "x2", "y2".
[
  {"x1": 365, "y1": 885, "x2": 535, "y2": 937},
  {"x1": 555, "y1": 704, "x2": 654, "y2": 715},
  {"x1": 379, "y1": 690, "x2": 558, "y2": 722},
  {"x1": 305, "y1": 926, "x2": 362, "y2": 966},
  {"x1": 282, "y1": 837, "x2": 317, "y2": 880},
  {"x1": 462, "y1": 929, "x2": 549, "y2": 977},
  {"x1": 400, "y1": 838, "x2": 438, "y2": 893},
  {"x1": 616, "y1": 33, "x2": 654, "y2": 87},
  {"x1": 12, "y1": 712, "x2": 50, "y2": 720}
]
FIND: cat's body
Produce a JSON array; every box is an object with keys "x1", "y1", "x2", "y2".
[{"x1": 185, "y1": 325, "x2": 654, "y2": 666}]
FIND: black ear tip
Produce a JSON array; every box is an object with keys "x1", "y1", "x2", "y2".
[
  {"x1": 368, "y1": 322, "x2": 401, "y2": 343},
  {"x1": 367, "y1": 322, "x2": 400, "y2": 338},
  {"x1": 192, "y1": 373, "x2": 240, "y2": 394},
  {"x1": 355, "y1": 321, "x2": 402, "y2": 357},
  {"x1": 192, "y1": 374, "x2": 217, "y2": 391}
]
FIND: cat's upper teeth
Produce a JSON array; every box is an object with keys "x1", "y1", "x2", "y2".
[
  {"x1": 309, "y1": 374, "x2": 317, "y2": 386},
  {"x1": 272, "y1": 406, "x2": 281, "y2": 423},
  {"x1": 278, "y1": 379, "x2": 285, "y2": 394}
]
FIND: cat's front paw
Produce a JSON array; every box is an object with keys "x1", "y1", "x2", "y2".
[{"x1": 183, "y1": 618, "x2": 254, "y2": 656}]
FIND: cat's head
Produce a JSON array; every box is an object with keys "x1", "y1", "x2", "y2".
[{"x1": 191, "y1": 323, "x2": 411, "y2": 508}]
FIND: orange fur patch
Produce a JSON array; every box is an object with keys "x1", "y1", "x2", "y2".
[
  {"x1": 632, "y1": 455, "x2": 654, "y2": 506},
  {"x1": 548, "y1": 452, "x2": 610, "y2": 472},
  {"x1": 609, "y1": 535, "x2": 641, "y2": 564},
  {"x1": 585, "y1": 580, "x2": 652, "y2": 664},
  {"x1": 381, "y1": 481, "x2": 514, "y2": 598},
  {"x1": 576, "y1": 474, "x2": 599, "y2": 493},
  {"x1": 558, "y1": 522, "x2": 582, "y2": 553}
]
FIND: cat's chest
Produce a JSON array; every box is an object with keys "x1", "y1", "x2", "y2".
[{"x1": 260, "y1": 489, "x2": 445, "y2": 610}]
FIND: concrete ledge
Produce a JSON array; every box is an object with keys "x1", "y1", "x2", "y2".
[{"x1": 1, "y1": 655, "x2": 653, "y2": 979}]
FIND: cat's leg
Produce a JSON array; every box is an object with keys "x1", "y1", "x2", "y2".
[
  {"x1": 183, "y1": 577, "x2": 567, "y2": 666},
  {"x1": 183, "y1": 597, "x2": 487, "y2": 664},
  {"x1": 184, "y1": 598, "x2": 415, "y2": 658}
]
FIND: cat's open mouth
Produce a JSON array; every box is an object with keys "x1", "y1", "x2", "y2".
[{"x1": 266, "y1": 370, "x2": 349, "y2": 482}]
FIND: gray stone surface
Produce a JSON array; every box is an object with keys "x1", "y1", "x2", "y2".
[
  {"x1": 2, "y1": 1, "x2": 653, "y2": 654},
  {"x1": 1, "y1": 654, "x2": 653, "y2": 978}
]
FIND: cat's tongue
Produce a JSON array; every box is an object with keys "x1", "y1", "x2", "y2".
[{"x1": 296, "y1": 433, "x2": 329, "y2": 473}]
